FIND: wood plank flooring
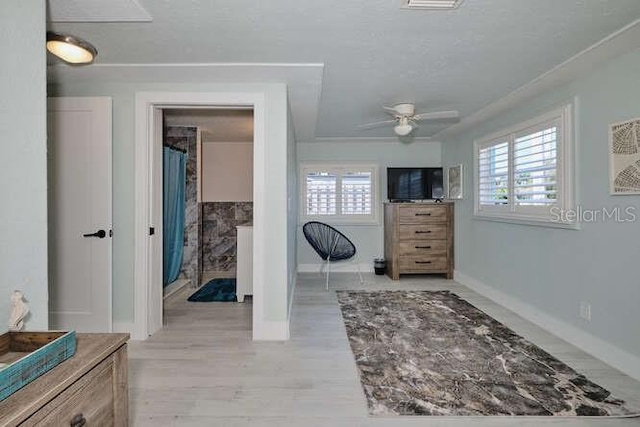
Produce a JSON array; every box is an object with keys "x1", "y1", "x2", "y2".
[{"x1": 129, "y1": 273, "x2": 640, "y2": 426}]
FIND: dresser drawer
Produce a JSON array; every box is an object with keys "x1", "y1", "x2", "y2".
[
  {"x1": 399, "y1": 206, "x2": 447, "y2": 223},
  {"x1": 399, "y1": 256, "x2": 448, "y2": 272},
  {"x1": 399, "y1": 240, "x2": 447, "y2": 257},
  {"x1": 399, "y1": 224, "x2": 447, "y2": 240},
  {"x1": 22, "y1": 353, "x2": 116, "y2": 426}
]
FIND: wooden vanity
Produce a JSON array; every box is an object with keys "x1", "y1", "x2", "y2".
[{"x1": 0, "y1": 333, "x2": 129, "y2": 426}]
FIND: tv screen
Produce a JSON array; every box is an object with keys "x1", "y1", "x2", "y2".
[{"x1": 387, "y1": 167, "x2": 444, "y2": 201}]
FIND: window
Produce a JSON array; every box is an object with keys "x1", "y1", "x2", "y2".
[
  {"x1": 474, "y1": 104, "x2": 575, "y2": 227},
  {"x1": 301, "y1": 163, "x2": 379, "y2": 224}
]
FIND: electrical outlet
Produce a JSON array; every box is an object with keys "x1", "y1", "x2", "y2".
[{"x1": 580, "y1": 301, "x2": 591, "y2": 321}]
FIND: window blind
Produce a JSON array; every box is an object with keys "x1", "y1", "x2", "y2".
[
  {"x1": 478, "y1": 141, "x2": 509, "y2": 206},
  {"x1": 513, "y1": 125, "x2": 557, "y2": 206},
  {"x1": 342, "y1": 171, "x2": 372, "y2": 215},
  {"x1": 306, "y1": 172, "x2": 337, "y2": 215}
]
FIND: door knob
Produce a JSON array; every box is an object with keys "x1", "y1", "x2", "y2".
[{"x1": 83, "y1": 229, "x2": 106, "y2": 238}]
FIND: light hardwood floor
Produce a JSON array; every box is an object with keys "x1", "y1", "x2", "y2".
[{"x1": 129, "y1": 273, "x2": 640, "y2": 426}]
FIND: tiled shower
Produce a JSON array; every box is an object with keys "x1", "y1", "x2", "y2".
[{"x1": 201, "y1": 201, "x2": 253, "y2": 280}]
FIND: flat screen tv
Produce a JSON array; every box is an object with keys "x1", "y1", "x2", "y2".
[{"x1": 387, "y1": 167, "x2": 444, "y2": 201}]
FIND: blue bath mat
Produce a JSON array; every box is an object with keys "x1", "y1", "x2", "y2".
[{"x1": 187, "y1": 278, "x2": 237, "y2": 302}]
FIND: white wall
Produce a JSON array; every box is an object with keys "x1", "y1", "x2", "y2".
[
  {"x1": 297, "y1": 140, "x2": 441, "y2": 271},
  {"x1": 202, "y1": 142, "x2": 253, "y2": 202},
  {"x1": 0, "y1": 1, "x2": 48, "y2": 330},
  {"x1": 442, "y1": 48, "x2": 640, "y2": 379},
  {"x1": 49, "y1": 81, "x2": 291, "y2": 332}
]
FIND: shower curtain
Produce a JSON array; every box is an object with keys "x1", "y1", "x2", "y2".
[{"x1": 163, "y1": 147, "x2": 187, "y2": 286}]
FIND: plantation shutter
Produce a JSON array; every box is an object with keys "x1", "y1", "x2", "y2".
[
  {"x1": 306, "y1": 171, "x2": 337, "y2": 215},
  {"x1": 342, "y1": 171, "x2": 372, "y2": 215},
  {"x1": 478, "y1": 141, "x2": 509, "y2": 206},
  {"x1": 513, "y1": 123, "x2": 558, "y2": 207}
]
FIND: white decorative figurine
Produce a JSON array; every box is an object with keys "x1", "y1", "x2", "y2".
[{"x1": 8, "y1": 290, "x2": 29, "y2": 331}]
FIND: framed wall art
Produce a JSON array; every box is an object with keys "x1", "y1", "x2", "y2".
[
  {"x1": 447, "y1": 164, "x2": 463, "y2": 199},
  {"x1": 609, "y1": 118, "x2": 640, "y2": 195}
]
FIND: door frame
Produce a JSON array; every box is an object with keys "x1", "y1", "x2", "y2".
[{"x1": 134, "y1": 91, "x2": 266, "y2": 340}]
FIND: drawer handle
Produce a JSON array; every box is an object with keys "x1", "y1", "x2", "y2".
[
  {"x1": 415, "y1": 213, "x2": 432, "y2": 216},
  {"x1": 70, "y1": 414, "x2": 86, "y2": 427},
  {"x1": 415, "y1": 245, "x2": 432, "y2": 249},
  {"x1": 415, "y1": 261, "x2": 432, "y2": 264},
  {"x1": 415, "y1": 230, "x2": 432, "y2": 234}
]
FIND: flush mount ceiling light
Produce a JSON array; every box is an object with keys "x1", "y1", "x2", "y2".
[
  {"x1": 46, "y1": 31, "x2": 97, "y2": 65},
  {"x1": 401, "y1": 0, "x2": 464, "y2": 10}
]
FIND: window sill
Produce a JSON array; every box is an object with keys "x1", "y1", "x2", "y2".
[
  {"x1": 299, "y1": 216, "x2": 380, "y2": 227},
  {"x1": 473, "y1": 213, "x2": 580, "y2": 230}
]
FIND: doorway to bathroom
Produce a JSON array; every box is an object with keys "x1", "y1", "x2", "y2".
[
  {"x1": 161, "y1": 108, "x2": 254, "y2": 316},
  {"x1": 163, "y1": 108, "x2": 253, "y2": 301}
]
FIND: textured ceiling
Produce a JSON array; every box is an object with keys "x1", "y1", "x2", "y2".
[
  {"x1": 47, "y1": 0, "x2": 151, "y2": 22},
  {"x1": 47, "y1": 0, "x2": 640, "y2": 140}
]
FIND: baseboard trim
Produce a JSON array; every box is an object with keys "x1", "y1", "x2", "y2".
[
  {"x1": 253, "y1": 319, "x2": 289, "y2": 341},
  {"x1": 454, "y1": 270, "x2": 640, "y2": 382},
  {"x1": 288, "y1": 267, "x2": 297, "y2": 319},
  {"x1": 298, "y1": 262, "x2": 372, "y2": 273}
]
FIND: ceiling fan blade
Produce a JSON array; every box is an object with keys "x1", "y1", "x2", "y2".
[
  {"x1": 383, "y1": 106, "x2": 399, "y2": 115},
  {"x1": 357, "y1": 119, "x2": 397, "y2": 129},
  {"x1": 413, "y1": 110, "x2": 459, "y2": 121}
]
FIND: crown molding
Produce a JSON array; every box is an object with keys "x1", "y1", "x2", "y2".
[
  {"x1": 307, "y1": 136, "x2": 437, "y2": 144},
  {"x1": 435, "y1": 18, "x2": 640, "y2": 139}
]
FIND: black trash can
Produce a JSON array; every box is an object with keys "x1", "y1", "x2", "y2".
[{"x1": 374, "y1": 258, "x2": 386, "y2": 275}]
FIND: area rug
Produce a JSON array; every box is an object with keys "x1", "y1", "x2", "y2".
[
  {"x1": 187, "y1": 278, "x2": 236, "y2": 302},
  {"x1": 336, "y1": 290, "x2": 637, "y2": 417}
]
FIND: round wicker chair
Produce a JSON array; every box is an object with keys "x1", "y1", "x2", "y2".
[{"x1": 302, "y1": 221, "x2": 363, "y2": 289}]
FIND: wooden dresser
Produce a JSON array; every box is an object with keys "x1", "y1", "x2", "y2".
[
  {"x1": 0, "y1": 333, "x2": 129, "y2": 427},
  {"x1": 384, "y1": 202, "x2": 454, "y2": 280}
]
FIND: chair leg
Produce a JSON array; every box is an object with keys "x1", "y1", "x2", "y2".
[
  {"x1": 325, "y1": 258, "x2": 331, "y2": 291},
  {"x1": 325, "y1": 235, "x2": 340, "y2": 291}
]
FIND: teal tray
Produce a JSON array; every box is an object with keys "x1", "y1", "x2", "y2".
[{"x1": 0, "y1": 330, "x2": 76, "y2": 401}]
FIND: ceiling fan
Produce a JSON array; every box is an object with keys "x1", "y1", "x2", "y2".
[{"x1": 359, "y1": 103, "x2": 459, "y2": 136}]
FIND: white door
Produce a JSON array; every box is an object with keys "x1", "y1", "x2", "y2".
[{"x1": 48, "y1": 97, "x2": 112, "y2": 332}]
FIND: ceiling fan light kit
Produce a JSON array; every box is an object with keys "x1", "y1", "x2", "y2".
[
  {"x1": 394, "y1": 123, "x2": 414, "y2": 136},
  {"x1": 393, "y1": 116, "x2": 414, "y2": 136}
]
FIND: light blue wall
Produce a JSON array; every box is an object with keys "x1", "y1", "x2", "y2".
[
  {"x1": 297, "y1": 140, "x2": 442, "y2": 270},
  {"x1": 442, "y1": 49, "x2": 640, "y2": 364},
  {"x1": 287, "y1": 103, "x2": 298, "y2": 317},
  {"x1": 260, "y1": 84, "x2": 289, "y2": 323},
  {"x1": 49, "y1": 81, "x2": 291, "y2": 325},
  {"x1": 0, "y1": 1, "x2": 48, "y2": 330}
]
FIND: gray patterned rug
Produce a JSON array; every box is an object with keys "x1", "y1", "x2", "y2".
[{"x1": 337, "y1": 290, "x2": 637, "y2": 417}]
